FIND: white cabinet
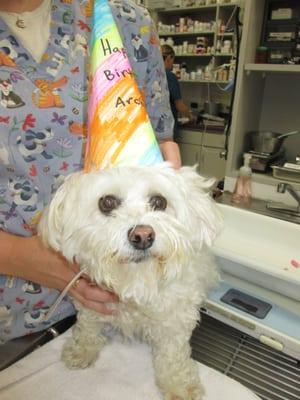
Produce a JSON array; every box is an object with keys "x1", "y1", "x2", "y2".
[
  {"x1": 200, "y1": 146, "x2": 226, "y2": 178},
  {"x1": 175, "y1": 129, "x2": 202, "y2": 172},
  {"x1": 180, "y1": 142, "x2": 202, "y2": 167},
  {"x1": 176, "y1": 128, "x2": 226, "y2": 179}
]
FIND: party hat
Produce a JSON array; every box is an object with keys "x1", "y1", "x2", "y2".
[{"x1": 84, "y1": 0, "x2": 163, "y2": 172}]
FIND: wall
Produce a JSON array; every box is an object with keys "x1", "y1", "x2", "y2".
[
  {"x1": 180, "y1": 81, "x2": 232, "y2": 112},
  {"x1": 259, "y1": 74, "x2": 300, "y2": 162}
]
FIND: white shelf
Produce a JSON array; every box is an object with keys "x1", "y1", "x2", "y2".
[
  {"x1": 245, "y1": 63, "x2": 300, "y2": 73},
  {"x1": 217, "y1": 32, "x2": 235, "y2": 37},
  {"x1": 175, "y1": 54, "x2": 212, "y2": 57},
  {"x1": 159, "y1": 31, "x2": 234, "y2": 37},
  {"x1": 158, "y1": 5, "x2": 218, "y2": 13},
  {"x1": 159, "y1": 31, "x2": 214, "y2": 36},
  {"x1": 219, "y1": 2, "x2": 240, "y2": 8},
  {"x1": 216, "y1": 53, "x2": 234, "y2": 57},
  {"x1": 179, "y1": 79, "x2": 229, "y2": 83},
  {"x1": 157, "y1": 2, "x2": 240, "y2": 14},
  {"x1": 175, "y1": 53, "x2": 233, "y2": 57}
]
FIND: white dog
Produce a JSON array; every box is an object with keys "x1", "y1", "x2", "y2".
[{"x1": 38, "y1": 164, "x2": 222, "y2": 400}]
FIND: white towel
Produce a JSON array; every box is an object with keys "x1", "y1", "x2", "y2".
[{"x1": 0, "y1": 330, "x2": 261, "y2": 400}]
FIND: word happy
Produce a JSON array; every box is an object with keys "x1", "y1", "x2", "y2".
[{"x1": 100, "y1": 38, "x2": 128, "y2": 58}]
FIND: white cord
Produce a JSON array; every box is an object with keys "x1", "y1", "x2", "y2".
[
  {"x1": 207, "y1": 82, "x2": 211, "y2": 103},
  {"x1": 219, "y1": 5, "x2": 238, "y2": 44},
  {"x1": 40, "y1": 267, "x2": 88, "y2": 323},
  {"x1": 215, "y1": 81, "x2": 229, "y2": 91}
]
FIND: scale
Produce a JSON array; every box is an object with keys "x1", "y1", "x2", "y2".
[{"x1": 202, "y1": 278, "x2": 300, "y2": 360}]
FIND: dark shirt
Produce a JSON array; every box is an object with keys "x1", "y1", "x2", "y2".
[{"x1": 165, "y1": 69, "x2": 182, "y2": 135}]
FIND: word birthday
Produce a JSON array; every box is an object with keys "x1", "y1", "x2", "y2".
[{"x1": 103, "y1": 68, "x2": 132, "y2": 81}]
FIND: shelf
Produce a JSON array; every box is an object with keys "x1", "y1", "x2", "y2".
[
  {"x1": 157, "y1": 2, "x2": 240, "y2": 14},
  {"x1": 174, "y1": 53, "x2": 233, "y2": 57},
  {"x1": 217, "y1": 32, "x2": 235, "y2": 37},
  {"x1": 159, "y1": 31, "x2": 235, "y2": 37},
  {"x1": 219, "y1": 2, "x2": 240, "y2": 8},
  {"x1": 175, "y1": 54, "x2": 212, "y2": 57},
  {"x1": 245, "y1": 63, "x2": 300, "y2": 73},
  {"x1": 215, "y1": 53, "x2": 234, "y2": 57},
  {"x1": 179, "y1": 79, "x2": 229, "y2": 84},
  {"x1": 158, "y1": 5, "x2": 218, "y2": 13},
  {"x1": 159, "y1": 31, "x2": 214, "y2": 37}
]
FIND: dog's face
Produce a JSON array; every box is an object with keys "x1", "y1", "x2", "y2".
[{"x1": 38, "y1": 164, "x2": 222, "y2": 304}]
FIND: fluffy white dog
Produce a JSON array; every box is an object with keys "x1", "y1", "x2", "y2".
[{"x1": 38, "y1": 163, "x2": 222, "y2": 400}]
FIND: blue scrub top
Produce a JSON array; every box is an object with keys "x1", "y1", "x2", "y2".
[
  {"x1": 165, "y1": 68, "x2": 182, "y2": 135},
  {"x1": 0, "y1": 0, "x2": 174, "y2": 342}
]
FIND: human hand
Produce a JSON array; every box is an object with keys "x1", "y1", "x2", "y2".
[
  {"x1": 68, "y1": 274, "x2": 119, "y2": 316},
  {"x1": 189, "y1": 112, "x2": 197, "y2": 124},
  {"x1": 0, "y1": 232, "x2": 118, "y2": 315}
]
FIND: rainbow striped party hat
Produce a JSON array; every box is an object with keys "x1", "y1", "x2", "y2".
[{"x1": 84, "y1": 0, "x2": 163, "y2": 171}]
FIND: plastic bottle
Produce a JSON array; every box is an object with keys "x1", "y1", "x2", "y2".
[{"x1": 231, "y1": 153, "x2": 252, "y2": 205}]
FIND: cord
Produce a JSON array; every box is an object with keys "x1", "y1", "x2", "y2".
[
  {"x1": 224, "y1": 6, "x2": 242, "y2": 160},
  {"x1": 40, "y1": 267, "x2": 88, "y2": 323},
  {"x1": 219, "y1": 5, "x2": 238, "y2": 44}
]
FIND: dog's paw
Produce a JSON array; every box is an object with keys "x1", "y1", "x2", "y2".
[
  {"x1": 164, "y1": 384, "x2": 205, "y2": 400},
  {"x1": 62, "y1": 340, "x2": 99, "y2": 369}
]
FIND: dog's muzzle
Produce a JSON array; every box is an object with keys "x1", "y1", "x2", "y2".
[{"x1": 127, "y1": 225, "x2": 155, "y2": 251}]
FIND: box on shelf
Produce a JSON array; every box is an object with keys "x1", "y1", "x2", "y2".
[
  {"x1": 260, "y1": 0, "x2": 300, "y2": 63},
  {"x1": 271, "y1": 8, "x2": 294, "y2": 20}
]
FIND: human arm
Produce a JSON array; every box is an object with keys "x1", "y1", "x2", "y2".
[
  {"x1": 0, "y1": 230, "x2": 118, "y2": 315},
  {"x1": 159, "y1": 140, "x2": 181, "y2": 169},
  {"x1": 168, "y1": 73, "x2": 195, "y2": 121}
]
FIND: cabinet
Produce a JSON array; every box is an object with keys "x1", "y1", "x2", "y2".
[
  {"x1": 175, "y1": 129, "x2": 203, "y2": 169},
  {"x1": 224, "y1": 0, "x2": 300, "y2": 195},
  {"x1": 147, "y1": 1, "x2": 241, "y2": 179},
  {"x1": 176, "y1": 129, "x2": 226, "y2": 179}
]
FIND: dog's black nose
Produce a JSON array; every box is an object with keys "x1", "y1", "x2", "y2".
[{"x1": 128, "y1": 225, "x2": 155, "y2": 250}]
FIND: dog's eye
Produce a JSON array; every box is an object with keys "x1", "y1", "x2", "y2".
[
  {"x1": 149, "y1": 195, "x2": 167, "y2": 211},
  {"x1": 98, "y1": 195, "x2": 121, "y2": 214}
]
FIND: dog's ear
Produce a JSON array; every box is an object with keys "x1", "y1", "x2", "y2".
[
  {"x1": 37, "y1": 174, "x2": 72, "y2": 252},
  {"x1": 176, "y1": 166, "x2": 223, "y2": 247}
]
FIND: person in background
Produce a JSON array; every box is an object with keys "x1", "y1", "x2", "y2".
[
  {"x1": 161, "y1": 44, "x2": 196, "y2": 137},
  {"x1": 0, "y1": 0, "x2": 181, "y2": 343}
]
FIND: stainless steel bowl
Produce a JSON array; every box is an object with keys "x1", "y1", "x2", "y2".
[
  {"x1": 204, "y1": 101, "x2": 220, "y2": 116},
  {"x1": 249, "y1": 130, "x2": 299, "y2": 154}
]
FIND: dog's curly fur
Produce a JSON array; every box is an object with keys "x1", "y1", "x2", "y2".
[{"x1": 38, "y1": 164, "x2": 222, "y2": 400}]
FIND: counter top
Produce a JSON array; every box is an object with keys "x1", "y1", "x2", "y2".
[
  {"x1": 178, "y1": 123, "x2": 225, "y2": 134},
  {"x1": 216, "y1": 191, "x2": 300, "y2": 225}
]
